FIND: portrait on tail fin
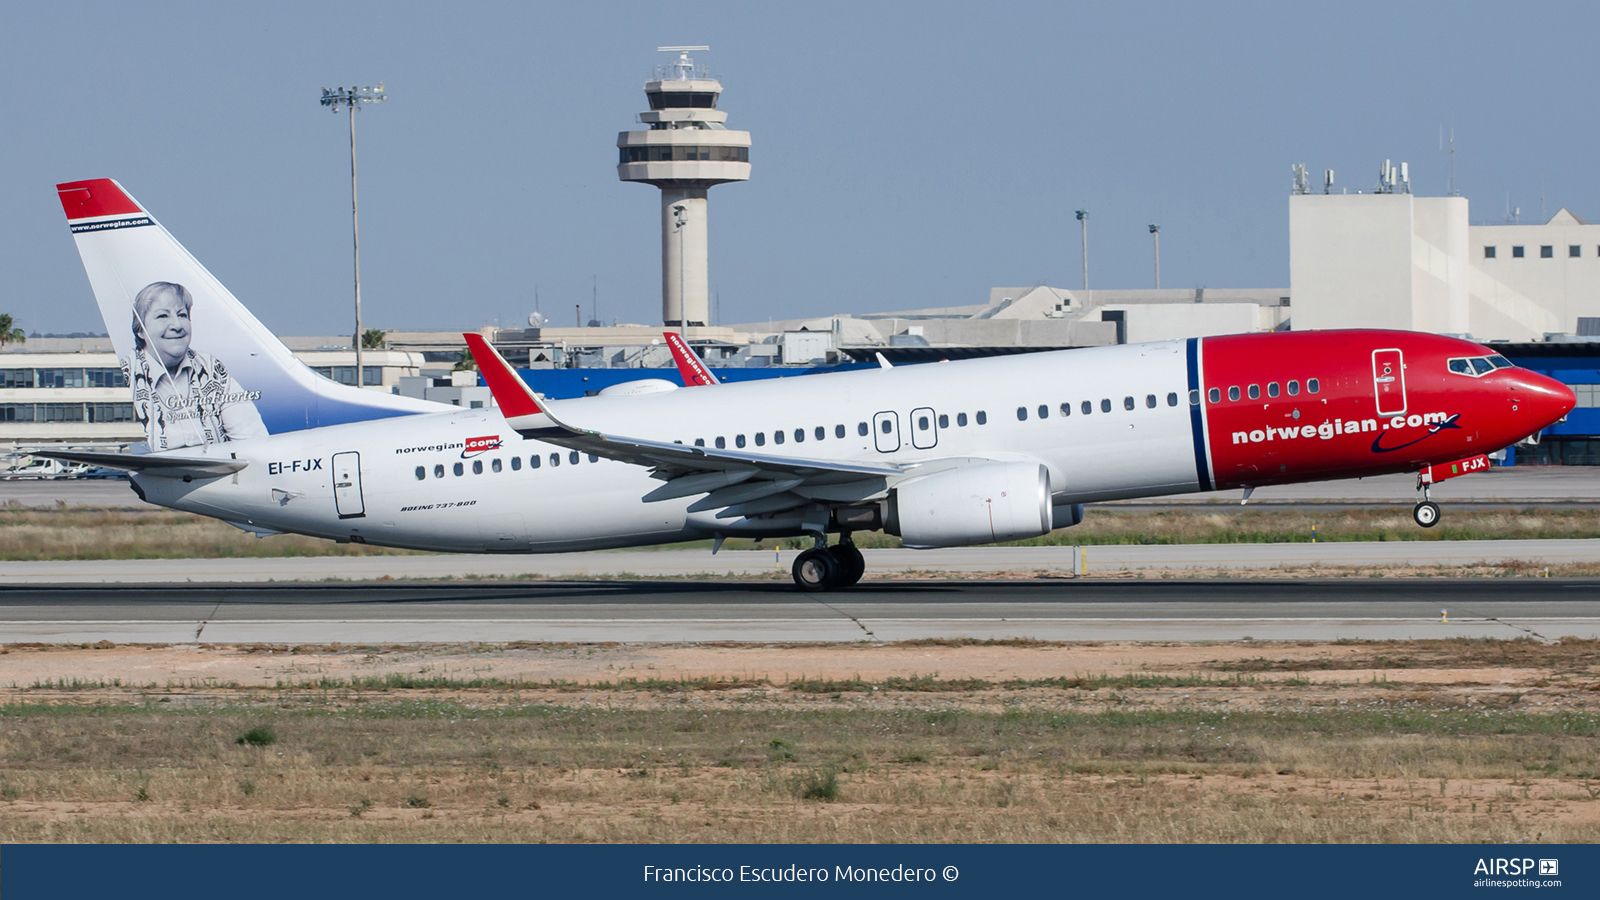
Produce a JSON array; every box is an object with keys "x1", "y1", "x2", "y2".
[{"x1": 127, "y1": 281, "x2": 267, "y2": 450}]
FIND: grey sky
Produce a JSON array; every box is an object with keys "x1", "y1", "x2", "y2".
[{"x1": 1, "y1": 1, "x2": 1594, "y2": 337}]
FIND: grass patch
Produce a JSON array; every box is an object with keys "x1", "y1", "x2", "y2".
[{"x1": 0, "y1": 700, "x2": 1594, "y2": 842}]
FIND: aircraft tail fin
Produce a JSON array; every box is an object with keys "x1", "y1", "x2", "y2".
[
  {"x1": 56, "y1": 178, "x2": 435, "y2": 451},
  {"x1": 664, "y1": 332, "x2": 720, "y2": 386}
]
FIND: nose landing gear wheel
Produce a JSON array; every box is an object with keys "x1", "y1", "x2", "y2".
[
  {"x1": 829, "y1": 542, "x2": 866, "y2": 588},
  {"x1": 1413, "y1": 501, "x2": 1441, "y2": 528},
  {"x1": 792, "y1": 547, "x2": 841, "y2": 592}
]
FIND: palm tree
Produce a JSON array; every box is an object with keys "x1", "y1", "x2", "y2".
[
  {"x1": 0, "y1": 314, "x2": 25, "y2": 347},
  {"x1": 361, "y1": 328, "x2": 387, "y2": 350}
]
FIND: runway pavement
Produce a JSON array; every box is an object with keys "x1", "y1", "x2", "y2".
[
  {"x1": 2, "y1": 578, "x2": 1595, "y2": 644},
  {"x1": 4, "y1": 539, "x2": 1597, "y2": 584}
]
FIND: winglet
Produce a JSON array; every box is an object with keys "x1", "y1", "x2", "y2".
[
  {"x1": 665, "y1": 332, "x2": 720, "y2": 386},
  {"x1": 463, "y1": 333, "x2": 543, "y2": 417}
]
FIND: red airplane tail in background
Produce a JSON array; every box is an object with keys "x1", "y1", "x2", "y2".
[{"x1": 665, "y1": 332, "x2": 720, "y2": 386}]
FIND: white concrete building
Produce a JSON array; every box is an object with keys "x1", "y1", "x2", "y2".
[{"x1": 1289, "y1": 169, "x2": 1600, "y2": 341}]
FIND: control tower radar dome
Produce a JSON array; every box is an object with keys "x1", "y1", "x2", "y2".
[{"x1": 617, "y1": 46, "x2": 752, "y2": 327}]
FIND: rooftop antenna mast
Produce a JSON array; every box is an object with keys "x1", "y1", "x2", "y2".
[{"x1": 1442, "y1": 125, "x2": 1459, "y2": 197}]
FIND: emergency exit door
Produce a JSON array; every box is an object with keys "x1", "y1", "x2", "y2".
[
  {"x1": 1372, "y1": 349, "x2": 1407, "y2": 416},
  {"x1": 332, "y1": 451, "x2": 366, "y2": 519},
  {"x1": 872, "y1": 411, "x2": 901, "y2": 452}
]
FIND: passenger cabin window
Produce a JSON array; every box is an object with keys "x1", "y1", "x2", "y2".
[
  {"x1": 1207, "y1": 388, "x2": 1220, "y2": 403},
  {"x1": 1060, "y1": 402, "x2": 1071, "y2": 417},
  {"x1": 794, "y1": 428, "x2": 805, "y2": 443},
  {"x1": 1287, "y1": 381, "x2": 1300, "y2": 396},
  {"x1": 472, "y1": 460, "x2": 483, "y2": 474},
  {"x1": 588, "y1": 454, "x2": 598, "y2": 463},
  {"x1": 917, "y1": 414, "x2": 931, "y2": 431},
  {"x1": 1123, "y1": 396, "x2": 1135, "y2": 410},
  {"x1": 814, "y1": 426, "x2": 825, "y2": 440},
  {"x1": 530, "y1": 455, "x2": 541, "y2": 469},
  {"x1": 858, "y1": 422, "x2": 869, "y2": 435},
  {"x1": 491, "y1": 458, "x2": 502, "y2": 473},
  {"x1": 453, "y1": 462, "x2": 464, "y2": 476},
  {"x1": 694, "y1": 438, "x2": 705, "y2": 447},
  {"x1": 1017, "y1": 407, "x2": 1028, "y2": 421},
  {"x1": 755, "y1": 432, "x2": 765, "y2": 446},
  {"x1": 1267, "y1": 382, "x2": 1279, "y2": 398},
  {"x1": 414, "y1": 466, "x2": 425, "y2": 481},
  {"x1": 1248, "y1": 384, "x2": 1260, "y2": 400},
  {"x1": 957, "y1": 413, "x2": 968, "y2": 426},
  {"x1": 879, "y1": 419, "x2": 892, "y2": 433},
  {"x1": 835, "y1": 424, "x2": 846, "y2": 438},
  {"x1": 569, "y1": 451, "x2": 580, "y2": 465},
  {"x1": 774, "y1": 430, "x2": 785, "y2": 444},
  {"x1": 976, "y1": 411, "x2": 987, "y2": 424},
  {"x1": 550, "y1": 453, "x2": 560, "y2": 467},
  {"x1": 511, "y1": 457, "x2": 521, "y2": 471},
  {"x1": 1308, "y1": 378, "x2": 1320, "y2": 394},
  {"x1": 434, "y1": 464, "x2": 445, "y2": 478},
  {"x1": 1081, "y1": 401, "x2": 1092, "y2": 415},
  {"x1": 1101, "y1": 398, "x2": 1112, "y2": 413},
  {"x1": 1146, "y1": 394, "x2": 1157, "y2": 408},
  {"x1": 1228, "y1": 386, "x2": 1240, "y2": 401},
  {"x1": 735, "y1": 434, "x2": 745, "y2": 448},
  {"x1": 715, "y1": 436, "x2": 725, "y2": 449},
  {"x1": 1188, "y1": 390, "x2": 1199, "y2": 406},
  {"x1": 938, "y1": 414, "x2": 948, "y2": 428}
]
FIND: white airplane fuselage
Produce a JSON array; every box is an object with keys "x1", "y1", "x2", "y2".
[{"x1": 142, "y1": 342, "x2": 1203, "y2": 552}]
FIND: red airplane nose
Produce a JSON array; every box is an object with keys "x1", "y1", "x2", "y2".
[{"x1": 1513, "y1": 370, "x2": 1576, "y2": 431}]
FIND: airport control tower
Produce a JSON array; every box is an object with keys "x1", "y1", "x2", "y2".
[{"x1": 618, "y1": 47, "x2": 751, "y2": 327}]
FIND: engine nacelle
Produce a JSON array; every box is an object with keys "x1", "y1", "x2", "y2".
[{"x1": 888, "y1": 461, "x2": 1052, "y2": 548}]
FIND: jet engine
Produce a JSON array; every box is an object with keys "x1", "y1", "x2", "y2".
[{"x1": 887, "y1": 461, "x2": 1052, "y2": 548}]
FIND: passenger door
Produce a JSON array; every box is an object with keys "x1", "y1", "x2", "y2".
[
  {"x1": 331, "y1": 451, "x2": 365, "y2": 519},
  {"x1": 910, "y1": 406, "x2": 938, "y2": 449},
  {"x1": 872, "y1": 411, "x2": 901, "y2": 453},
  {"x1": 1372, "y1": 349, "x2": 1406, "y2": 416}
]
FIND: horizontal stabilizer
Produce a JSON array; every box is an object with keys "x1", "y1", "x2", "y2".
[{"x1": 33, "y1": 449, "x2": 246, "y2": 480}]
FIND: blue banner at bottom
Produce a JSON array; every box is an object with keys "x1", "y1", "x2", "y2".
[{"x1": 4, "y1": 843, "x2": 1594, "y2": 898}]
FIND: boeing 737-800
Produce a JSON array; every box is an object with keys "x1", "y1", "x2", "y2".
[{"x1": 42, "y1": 178, "x2": 1576, "y2": 590}]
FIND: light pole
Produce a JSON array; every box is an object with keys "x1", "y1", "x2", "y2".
[
  {"x1": 320, "y1": 83, "x2": 386, "y2": 389},
  {"x1": 1074, "y1": 210, "x2": 1089, "y2": 292},
  {"x1": 1149, "y1": 224, "x2": 1161, "y2": 289}
]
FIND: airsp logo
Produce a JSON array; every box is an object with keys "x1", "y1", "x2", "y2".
[{"x1": 1474, "y1": 858, "x2": 1549, "y2": 876}]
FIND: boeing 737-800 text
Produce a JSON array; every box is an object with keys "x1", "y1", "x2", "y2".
[{"x1": 42, "y1": 178, "x2": 1575, "y2": 590}]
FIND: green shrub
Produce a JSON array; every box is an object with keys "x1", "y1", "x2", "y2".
[{"x1": 236, "y1": 726, "x2": 277, "y2": 747}]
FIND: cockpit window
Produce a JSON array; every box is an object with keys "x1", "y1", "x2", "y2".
[{"x1": 1449, "y1": 355, "x2": 1512, "y2": 377}]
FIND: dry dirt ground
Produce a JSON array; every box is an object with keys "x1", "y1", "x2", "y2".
[{"x1": 0, "y1": 638, "x2": 1596, "y2": 842}]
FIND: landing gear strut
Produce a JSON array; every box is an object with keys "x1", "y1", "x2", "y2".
[
  {"x1": 1413, "y1": 484, "x2": 1441, "y2": 528},
  {"x1": 791, "y1": 533, "x2": 865, "y2": 591}
]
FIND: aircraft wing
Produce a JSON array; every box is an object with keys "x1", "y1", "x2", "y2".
[
  {"x1": 29, "y1": 449, "x2": 247, "y2": 479},
  {"x1": 464, "y1": 334, "x2": 904, "y2": 516}
]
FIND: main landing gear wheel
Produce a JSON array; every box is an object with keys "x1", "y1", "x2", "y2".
[
  {"x1": 1413, "y1": 501, "x2": 1441, "y2": 528},
  {"x1": 792, "y1": 548, "x2": 841, "y2": 592},
  {"x1": 829, "y1": 541, "x2": 866, "y2": 588}
]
